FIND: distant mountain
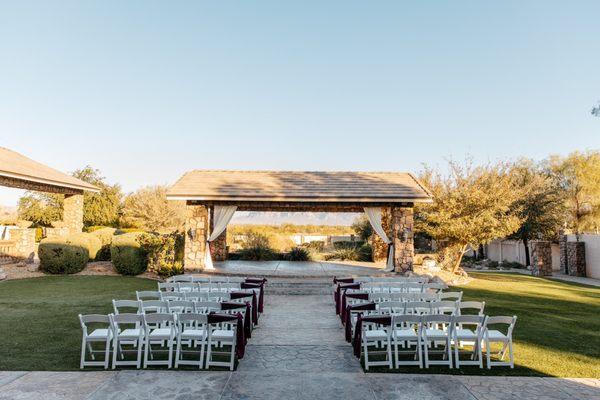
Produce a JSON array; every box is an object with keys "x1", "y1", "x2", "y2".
[{"x1": 230, "y1": 211, "x2": 360, "y2": 226}]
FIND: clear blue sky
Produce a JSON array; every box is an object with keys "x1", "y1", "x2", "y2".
[{"x1": 1, "y1": 1, "x2": 599, "y2": 206}]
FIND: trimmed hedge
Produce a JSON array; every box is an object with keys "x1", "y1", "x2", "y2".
[
  {"x1": 111, "y1": 233, "x2": 148, "y2": 275},
  {"x1": 90, "y1": 227, "x2": 117, "y2": 261},
  {"x1": 39, "y1": 237, "x2": 90, "y2": 274},
  {"x1": 70, "y1": 233, "x2": 102, "y2": 260}
]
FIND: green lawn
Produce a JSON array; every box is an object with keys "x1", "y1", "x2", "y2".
[{"x1": 0, "y1": 273, "x2": 599, "y2": 376}]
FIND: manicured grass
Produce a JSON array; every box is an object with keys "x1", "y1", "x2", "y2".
[
  {"x1": 370, "y1": 272, "x2": 600, "y2": 377},
  {"x1": 0, "y1": 275, "x2": 156, "y2": 371}
]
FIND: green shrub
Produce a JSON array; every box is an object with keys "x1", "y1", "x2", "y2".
[
  {"x1": 285, "y1": 246, "x2": 313, "y2": 261},
  {"x1": 333, "y1": 241, "x2": 360, "y2": 250},
  {"x1": 487, "y1": 261, "x2": 499, "y2": 269},
  {"x1": 39, "y1": 237, "x2": 90, "y2": 274},
  {"x1": 301, "y1": 241, "x2": 324, "y2": 252},
  {"x1": 236, "y1": 245, "x2": 280, "y2": 261},
  {"x1": 115, "y1": 228, "x2": 146, "y2": 235},
  {"x1": 324, "y1": 242, "x2": 372, "y2": 262},
  {"x1": 358, "y1": 243, "x2": 373, "y2": 262},
  {"x1": 111, "y1": 233, "x2": 148, "y2": 275},
  {"x1": 157, "y1": 261, "x2": 184, "y2": 278},
  {"x1": 69, "y1": 232, "x2": 102, "y2": 260},
  {"x1": 84, "y1": 225, "x2": 110, "y2": 233},
  {"x1": 34, "y1": 227, "x2": 44, "y2": 243},
  {"x1": 136, "y1": 232, "x2": 183, "y2": 275},
  {"x1": 90, "y1": 227, "x2": 116, "y2": 261},
  {"x1": 500, "y1": 261, "x2": 526, "y2": 269}
]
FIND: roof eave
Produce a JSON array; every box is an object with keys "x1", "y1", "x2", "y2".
[{"x1": 0, "y1": 171, "x2": 100, "y2": 193}]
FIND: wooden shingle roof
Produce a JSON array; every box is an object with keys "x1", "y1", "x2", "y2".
[
  {"x1": 166, "y1": 170, "x2": 431, "y2": 203},
  {"x1": 0, "y1": 147, "x2": 99, "y2": 193}
]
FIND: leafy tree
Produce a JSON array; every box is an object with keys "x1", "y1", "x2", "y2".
[
  {"x1": 72, "y1": 166, "x2": 122, "y2": 227},
  {"x1": 17, "y1": 192, "x2": 62, "y2": 226},
  {"x1": 508, "y1": 160, "x2": 567, "y2": 266},
  {"x1": 546, "y1": 150, "x2": 600, "y2": 235},
  {"x1": 17, "y1": 166, "x2": 121, "y2": 227},
  {"x1": 121, "y1": 186, "x2": 185, "y2": 232},
  {"x1": 351, "y1": 215, "x2": 373, "y2": 241},
  {"x1": 416, "y1": 159, "x2": 523, "y2": 273}
]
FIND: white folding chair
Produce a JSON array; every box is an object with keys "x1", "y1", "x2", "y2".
[
  {"x1": 140, "y1": 300, "x2": 169, "y2": 314},
  {"x1": 452, "y1": 315, "x2": 485, "y2": 368},
  {"x1": 206, "y1": 317, "x2": 237, "y2": 370},
  {"x1": 421, "y1": 314, "x2": 453, "y2": 368},
  {"x1": 110, "y1": 313, "x2": 144, "y2": 369},
  {"x1": 136, "y1": 291, "x2": 161, "y2": 301},
  {"x1": 167, "y1": 300, "x2": 195, "y2": 314},
  {"x1": 79, "y1": 314, "x2": 113, "y2": 369},
  {"x1": 391, "y1": 314, "x2": 423, "y2": 368},
  {"x1": 185, "y1": 292, "x2": 208, "y2": 302},
  {"x1": 439, "y1": 291, "x2": 463, "y2": 302},
  {"x1": 177, "y1": 282, "x2": 197, "y2": 293},
  {"x1": 403, "y1": 283, "x2": 424, "y2": 293},
  {"x1": 112, "y1": 299, "x2": 141, "y2": 315},
  {"x1": 362, "y1": 316, "x2": 393, "y2": 371},
  {"x1": 431, "y1": 301, "x2": 458, "y2": 316},
  {"x1": 158, "y1": 282, "x2": 178, "y2": 292},
  {"x1": 457, "y1": 301, "x2": 485, "y2": 316},
  {"x1": 195, "y1": 301, "x2": 221, "y2": 314},
  {"x1": 483, "y1": 315, "x2": 517, "y2": 369},
  {"x1": 169, "y1": 275, "x2": 194, "y2": 283},
  {"x1": 404, "y1": 301, "x2": 432, "y2": 316},
  {"x1": 175, "y1": 313, "x2": 209, "y2": 369},
  {"x1": 377, "y1": 301, "x2": 405, "y2": 315},
  {"x1": 142, "y1": 313, "x2": 176, "y2": 368}
]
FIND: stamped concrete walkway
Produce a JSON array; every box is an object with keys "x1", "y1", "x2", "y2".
[{"x1": 0, "y1": 294, "x2": 598, "y2": 399}]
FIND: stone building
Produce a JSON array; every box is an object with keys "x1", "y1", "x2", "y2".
[
  {"x1": 0, "y1": 147, "x2": 99, "y2": 262},
  {"x1": 166, "y1": 170, "x2": 432, "y2": 274}
]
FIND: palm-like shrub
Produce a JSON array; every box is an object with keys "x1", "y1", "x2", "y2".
[{"x1": 285, "y1": 246, "x2": 313, "y2": 261}]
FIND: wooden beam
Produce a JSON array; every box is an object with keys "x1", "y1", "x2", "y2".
[{"x1": 0, "y1": 176, "x2": 84, "y2": 195}]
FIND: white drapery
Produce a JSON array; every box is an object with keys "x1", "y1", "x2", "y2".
[
  {"x1": 364, "y1": 207, "x2": 395, "y2": 272},
  {"x1": 203, "y1": 205, "x2": 238, "y2": 270}
]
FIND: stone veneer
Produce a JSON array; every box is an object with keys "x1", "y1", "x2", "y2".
[
  {"x1": 558, "y1": 232, "x2": 568, "y2": 274},
  {"x1": 371, "y1": 207, "x2": 391, "y2": 263},
  {"x1": 210, "y1": 229, "x2": 228, "y2": 262},
  {"x1": 566, "y1": 241, "x2": 586, "y2": 277},
  {"x1": 391, "y1": 206, "x2": 414, "y2": 274},
  {"x1": 184, "y1": 204, "x2": 209, "y2": 271},
  {"x1": 63, "y1": 194, "x2": 84, "y2": 235},
  {"x1": 8, "y1": 228, "x2": 36, "y2": 262},
  {"x1": 530, "y1": 241, "x2": 552, "y2": 276}
]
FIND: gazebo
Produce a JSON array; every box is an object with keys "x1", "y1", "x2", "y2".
[
  {"x1": 166, "y1": 170, "x2": 432, "y2": 273},
  {"x1": 0, "y1": 147, "x2": 99, "y2": 261}
]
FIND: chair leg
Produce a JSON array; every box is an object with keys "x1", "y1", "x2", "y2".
[
  {"x1": 477, "y1": 339, "x2": 483, "y2": 369},
  {"x1": 137, "y1": 338, "x2": 144, "y2": 369},
  {"x1": 447, "y1": 338, "x2": 453, "y2": 368},
  {"x1": 87, "y1": 342, "x2": 95, "y2": 360},
  {"x1": 199, "y1": 342, "x2": 205, "y2": 369},
  {"x1": 508, "y1": 341, "x2": 514, "y2": 368},
  {"x1": 80, "y1": 338, "x2": 87, "y2": 369},
  {"x1": 363, "y1": 339, "x2": 369, "y2": 371},
  {"x1": 387, "y1": 340, "x2": 393, "y2": 369},
  {"x1": 453, "y1": 338, "x2": 460, "y2": 368},
  {"x1": 112, "y1": 339, "x2": 118, "y2": 370},
  {"x1": 486, "y1": 339, "x2": 491, "y2": 369},
  {"x1": 104, "y1": 338, "x2": 111, "y2": 369},
  {"x1": 423, "y1": 338, "x2": 429, "y2": 368},
  {"x1": 175, "y1": 338, "x2": 181, "y2": 368}
]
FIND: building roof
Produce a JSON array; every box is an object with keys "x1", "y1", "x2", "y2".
[
  {"x1": 166, "y1": 170, "x2": 432, "y2": 203},
  {"x1": 0, "y1": 147, "x2": 99, "y2": 193}
]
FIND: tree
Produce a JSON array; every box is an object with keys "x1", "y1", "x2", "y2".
[
  {"x1": 121, "y1": 186, "x2": 185, "y2": 232},
  {"x1": 72, "y1": 166, "x2": 122, "y2": 227},
  {"x1": 351, "y1": 215, "x2": 373, "y2": 242},
  {"x1": 546, "y1": 151, "x2": 600, "y2": 235},
  {"x1": 508, "y1": 160, "x2": 567, "y2": 266},
  {"x1": 17, "y1": 166, "x2": 121, "y2": 227},
  {"x1": 416, "y1": 159, "x2": 523, "y2": 273}
]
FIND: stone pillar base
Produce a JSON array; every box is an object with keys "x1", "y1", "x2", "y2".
[
  {"x1": 531, "y1": 241, "x2": 552, "y2": 277},
  {"x1": 391, "y1": 206, "x2": 414, "y2": 274},
  {"x1": 567, "y1": 242, "x2": 586, "y2": 277},
  {"x1": 184, "y1": 204, "x2": 209, "y2": 271}
]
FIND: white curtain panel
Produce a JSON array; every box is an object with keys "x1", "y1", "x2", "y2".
[
  {"x1": 203, "y1": 205, "x2": 238, "y2": 270},
  {"x1": 363, "y1": 207, "x2": 395, "y2": 272}
]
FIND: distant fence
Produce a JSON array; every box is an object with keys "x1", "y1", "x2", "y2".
[{"x1": 486, "y1": 236, "x2": 600, "y2": 279}]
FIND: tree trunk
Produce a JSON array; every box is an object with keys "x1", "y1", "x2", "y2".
[
  {"x1": 451, "y1": 244, "x2": 468, "y2": 274},
  {"x1": 523, "y1": 238, "x2": 530, "y2": 267}
]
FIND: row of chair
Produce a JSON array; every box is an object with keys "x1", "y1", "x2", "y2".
[
  {"x1": 344, "y1": 290, "x2": 464, "y2": 304},
  {"x1": 159, "y1": 282, "x2": 242, "y2": 293},
  {"x1": 336, "y1": 276, "x2": 430, "y2": 284},
  {"x1": 79, "y1": 312, "x2": 238, "y2": 370},
  {"x1": 361, "y1": 313, "x2": 517, "y2": 370},
  {"x1": 357, "y1": 282, "x2": 446, "y2": 293},
  {"x1": 113, "y1": 299, "x2": 247, "y2": 317},
  {"x1": 138, "y1": 290, "x2": 241, "y2": 303},
  {"x1": 168, "y1": 275, "x2": 248, "y2": 283}
]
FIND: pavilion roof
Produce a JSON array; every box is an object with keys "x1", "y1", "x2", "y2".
[
  {"x1": 0, "y1": 147, "x2": 99, "y2": 193},
  {"x1": 166, "y1": 170, "x2": 431, "y2": 203}
]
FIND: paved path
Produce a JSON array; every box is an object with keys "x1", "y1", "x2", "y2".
[
  {"x1": 0, "y1": 294, "x2": 598, "y2": 399},
  {"x1": 211, "y1": 260, "x2": 386, "y2": 277}
]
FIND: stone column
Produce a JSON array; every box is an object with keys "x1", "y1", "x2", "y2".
[
  {"x1": 210, "y1": 230, "x2": 228, "y2": 262},
  {"x1": 566, "y1": 242, "x2": 586, "y2": 277},
  {"x1": 63, "y1": 193, "x2": 84, "y2": 235},
  {"x1": 9, "y1": 228, "x2": 36, "y2": 263},
  {"x1": 184, "y1": 203, "x2": 209, "y2": 271},
  {"x1": 391, "y1": 206, "x2": 414, "y2": 274},
  {"x1": 558, "y1": 231, "x2": 568, "y2": 274},
  {"x1": 371, "y1": 207, "x2": 392, "y2": 263},
  {"x1": 530, "y1": 241, "x2": 552, "y2": 276}
]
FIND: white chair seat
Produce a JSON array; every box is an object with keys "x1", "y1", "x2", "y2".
[
  {"x1": 486, "y1": 330, "x2": 508, "y2": 340},
  {"x1": 212, "y1": 330, "x2": 235, "y2": 340},
  {"x1": 180, "y1": 329, "x2": 207, "y2": 339},
  {"x1": 88, "y1": 329, "x2": 112, "y2": 339},
  {"x1": 149, "y1": 328, "x2": 173, "y2": 339},
  {"x1": 394, "y1": 329, "x2": 418, "y2": 339},
  {"x1": 365, "y1": 330, "x2": 388, "y2": 340},
  {"x1": 455, "y1": 328, "x2": 478, "y2": 339},
  {"x1": 119, "y1": 328, "x2": 143, "y2": 339},
  {"x1": 424, "y1": 328, "x2": 448, "y2": 338}
]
